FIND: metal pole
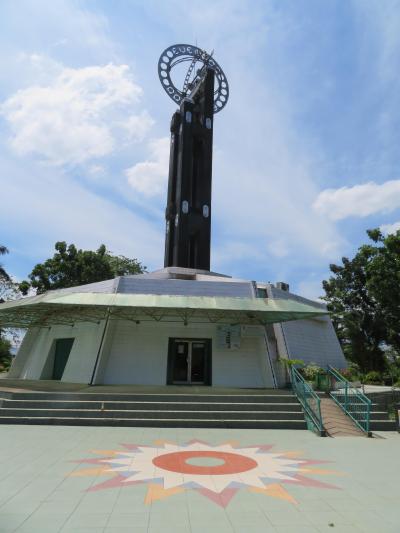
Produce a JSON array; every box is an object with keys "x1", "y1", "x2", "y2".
[{"x1": 89, "y1": 308, "x2": 111, "y2": 386}]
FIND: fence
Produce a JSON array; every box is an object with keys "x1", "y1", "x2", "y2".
[
  {"x1": 327, "y1": 365, "x2": 371, "y2": 434},
  {"x1": 290, "y1": 366, "x2": 325, "y2": 436}
]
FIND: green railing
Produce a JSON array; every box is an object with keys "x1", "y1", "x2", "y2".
[
  {"x1": 327, "y1": 366, "x2": 371, "y2": 435},
  {"x1": 290, "y1": 366, "x2": 325, "y2": 436}
]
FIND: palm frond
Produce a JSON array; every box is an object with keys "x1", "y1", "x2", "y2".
[{"x1": 0, "y1": 266, "x2": 10, "y2": 281}]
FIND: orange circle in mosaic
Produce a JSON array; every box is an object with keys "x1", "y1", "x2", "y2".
[{"x1": 152, "y1": 450, "x2": 258, "y2": 475}]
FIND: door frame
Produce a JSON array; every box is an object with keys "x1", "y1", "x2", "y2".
[{"x1": 167, "y1": 338, "x2": 212, "y2": 385}]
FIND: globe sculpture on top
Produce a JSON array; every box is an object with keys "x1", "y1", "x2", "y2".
[{"x1": 158, "y1": 44, "x2": 229, "y2": 113}]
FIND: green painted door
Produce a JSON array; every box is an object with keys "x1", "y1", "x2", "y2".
[{"x1": 52, "y1": 338, "x2": 74, "y2": 380}]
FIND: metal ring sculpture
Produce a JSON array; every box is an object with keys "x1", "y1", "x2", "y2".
[{"x1": 158, "y1": 44, "x2": 229, "y2": 113}]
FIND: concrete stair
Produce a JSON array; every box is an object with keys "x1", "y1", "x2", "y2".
[
  {"x1": 369, "y1": 407, "x2": 397, "y2": 431},
  {"x1": 0, "y1": 389, "x2": 307, "y2": 429}
]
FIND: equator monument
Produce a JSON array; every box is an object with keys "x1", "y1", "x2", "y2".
[{"x1": 0, "y1": 45, "x2": 346, "y2": 428}]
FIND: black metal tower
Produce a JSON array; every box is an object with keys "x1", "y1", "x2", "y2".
[{"x1": 158, "y1": 44, "x2": 229, "y2": 271}]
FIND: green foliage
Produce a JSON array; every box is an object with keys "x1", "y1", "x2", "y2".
[
  {"x1": 301, "y1": 363, "x2": 325, "y2": 382},
  {"x1": 0, "y1": 336, "x2": 12, "y2": 372},
  {"x1": 383, "y1": 348, "x2": 400, "y2": 385},
  {"x1": 364, "y1": 229, "x2": 400, "y2": 352},
  {"x1": 338, "y1": 365, "x2": 360, "y2": 382},
  {"x1": 0, "y1": 246, "x2": 23, "y2": 371},
  {"x1": 0, "y1": 244, "x2": 20, "y2": 304},
  {"x1": 106, "y1": 254, "x2": 146, "y2": 277},
  {"x1": 362, "y1": 371, "x2": 384, "y2": 385},
  {"x1": 322, "y1": 228, "x2": 400, "y2": 373},
  {"x1": 279, "y1": 358, "x2": 304, "y2": 369},
  {"x1": 19, "y1": 241, "x2": 146, "y2": 295},
  {"x1": 0, "y1": 245, "x2": 10, "y2": 282}
]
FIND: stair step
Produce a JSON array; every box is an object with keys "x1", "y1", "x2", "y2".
[
  {"x1": 370, "y1": 420, "x2": 397, "y2": 431},
  {"x1": 369, "y1": 411, "x2": 393, "y2": 421},
  {"x1": 0, "y1": 392, "x2": 297, "y2": 403},
  {"x1": 0, "y1": 408, "x2": 305, "y2": 420},
  {"x1": 0, "y1": 417, "x2": 307, "y2": 429},
  {"x1": 0, "y1": 400, "x2": 303, "y2": 412},
  {"x1": 0, "y1": 388, "x2": 307, "y2": 429}
]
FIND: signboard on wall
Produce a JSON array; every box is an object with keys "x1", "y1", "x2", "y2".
[
  {"x1": 241, "y1": 325, "x2": 264, "y2": 337},
  {"x1": 216, "y1": 325, "x2": 241, "y2": 350}
]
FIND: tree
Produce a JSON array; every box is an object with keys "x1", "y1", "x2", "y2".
[
  {"x1": 19, "y1": 241, "x2": 146, "y2": 295},
  {"x1": 0, "y1": 244, "x2": 18, "y2": 303},
  {"x1": 0, "y1": 337, "x2": 12, "y2": 372},
  {"x1": 0, "y1": 245, "x2": 16, "y2": 371},
  {"x1": 322, "y1": 229, "x2": 392, "y2": 373},
  {"x1": 363, "y1": 229, "x2": 400, "y2": 352},
  {"x1": 0, "y1": 245, "x2": 10, "y2": 281}
]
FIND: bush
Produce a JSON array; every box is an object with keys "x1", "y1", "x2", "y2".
[
  {"x1": 338, "y1": 368, "x2": 354, "y2": 380},
  {"x1": 279, "y1": 358, "x2": 304, "y2": 370},
  {"x1": 339, "y1": 365, "x2": 360, "y2": 381},
  {"x1": 301, "y1": 363, "x2": 325, "y2": 382},
  {"x1": 0, "y1": 336, "x2": 12, "y2": 373},
  {"x1": 363, "y1": 371, "x2": 384, "y2": 385}
]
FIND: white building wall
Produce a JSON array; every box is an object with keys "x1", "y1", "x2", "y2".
[
  {"x1": 8, "y1": 328, "x2": 39, "y2": 378},
  {"x1": 100, "y1": 320, "x2": 274, "y2": 388},
  {"x1": 11, "y1": 321, "x2": 106, "y2": 383},
  {"x1": 101, "y1": 320, "x2": 168, "y2": 385},
  {"x1": 17, "y1": 328, "x2": 54, "y2": 380},
  {"x1": 62, "y1": 321, "x2": 106, "y2": 383}
]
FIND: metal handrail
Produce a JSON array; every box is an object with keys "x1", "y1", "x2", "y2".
[
  {"x1": 290, "y1": 366, "x2": 325, "y2": 436},
  {"x1": 327, "y1": 365, "x2": 371, "y2": 434}
]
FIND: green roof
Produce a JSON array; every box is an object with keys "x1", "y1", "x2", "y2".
[{"x1": 0, "y1": 291, "x2": 328, "y2": 328}]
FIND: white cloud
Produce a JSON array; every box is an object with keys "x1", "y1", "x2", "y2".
[
  {"x1": 125, "y1": 137, "x2": 169, "y2": 196},
  {"x1": 0, "y1": 155, "x2": 163, "y2": 269},
  {"x1": 1, "y1": 62, "x2": 153, "y2": 166},
  {"x1": 267, "y1": 239, "x2": 290, "y2": 258},
  {"x1": 313, "y1": 180, "x2": 400, "y2": 220},
  {"x1": 353, "y1": 0, "x2": 400, "y2": 83},
  {"x1": 212, "y1": 241, "x2": 265, "y2": 274},
  {"x1": 122, "y1": 111, "x2": 154, "y2": 142},
  {"x1": 295, "y1": 280, "x2": 324, "y2": 302},
  {"x1": 380, "y1": 220, "x2": 400, "y2": 234}
]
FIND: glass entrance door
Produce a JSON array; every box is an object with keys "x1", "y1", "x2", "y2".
[{"x1": 171, "y1": 340, "x2": 207, "y2": 384}]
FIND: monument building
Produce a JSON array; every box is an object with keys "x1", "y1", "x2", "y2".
[{"x1": 0, "y1": 44, "x2": 346, "y2": 389}]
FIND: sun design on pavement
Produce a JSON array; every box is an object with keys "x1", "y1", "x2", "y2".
[{"x1": 70, "y1": 440, "x2": 342, "y2": 507}]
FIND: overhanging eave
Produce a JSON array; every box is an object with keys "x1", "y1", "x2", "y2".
[{"x1": 0, "y1": 293, "x2": 328, "y2": 329}]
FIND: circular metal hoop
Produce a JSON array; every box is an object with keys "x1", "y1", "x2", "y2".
[{"x1": 158, "y1": 44, "x2": 229, "y2": 113}]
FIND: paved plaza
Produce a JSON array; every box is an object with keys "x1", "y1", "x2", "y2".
[{"x1": 0, "y1": 425, "x2": 398, "y2": 533}]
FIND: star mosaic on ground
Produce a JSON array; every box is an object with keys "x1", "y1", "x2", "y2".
[{"x1": 71, "y1": 439, "x2": 342, "y2": 507}]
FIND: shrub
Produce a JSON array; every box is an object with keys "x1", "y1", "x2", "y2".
[
  {"x1": 338, "y1": 368, "x2": 353, "y2": 380},
  {"x1": 0, "y1": 336, "x2": 12, "y2": 373},
  {"x1": 339, "y1": 365, "x2": 360, "y2": 381},
  {"x1": 279, "y1": 358, "x2": 304, "y2": 369},
  {"x1": 301, "y1": 363, "x2": 325, "y2": 382},
  {"x1": 363, "y1": 371, "x2": 384, "y2": 385}
]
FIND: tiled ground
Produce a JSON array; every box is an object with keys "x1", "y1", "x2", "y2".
[{"x1": 0, "y1": 425, "x2": 398, "y2": 533}]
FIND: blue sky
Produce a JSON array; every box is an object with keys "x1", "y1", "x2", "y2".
[{"x1": 2, "y1": 0, "x2": 400, "y2": 300}]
